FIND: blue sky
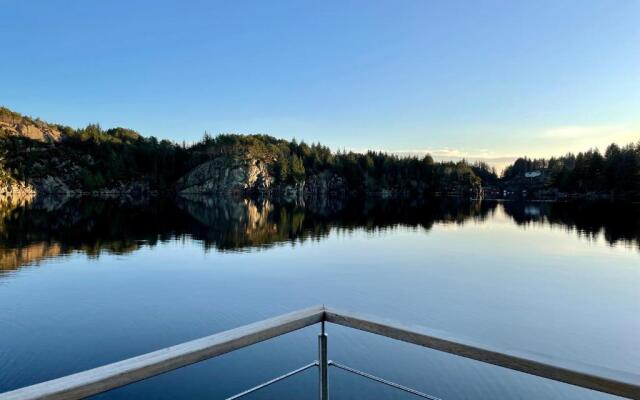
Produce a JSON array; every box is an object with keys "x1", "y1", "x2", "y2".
[{"x1": 2, "y1": 0, "x2": 639, "y2": 167}]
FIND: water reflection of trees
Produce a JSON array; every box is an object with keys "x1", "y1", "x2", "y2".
[
  {"x1": 0, "y1": 196, "x2": 637, "y2": 271},
  {"x1": 501, "y1": 201, "x2": 640, "y2": 249}
]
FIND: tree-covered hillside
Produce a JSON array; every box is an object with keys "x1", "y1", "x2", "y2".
[
  {"x1": 1, "y1": 106, "x2": 638, "y2": 198},
  {"x1": 0, "y1": 107, "x2": 490, "y2": 196}
]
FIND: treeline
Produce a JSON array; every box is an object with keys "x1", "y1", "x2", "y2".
[
  {"x1": 503, "y1": 142, "x2": 640, "y2": 193},
  {"x1": 62, "y1": 124, "x2": 190, "y2": 189}
]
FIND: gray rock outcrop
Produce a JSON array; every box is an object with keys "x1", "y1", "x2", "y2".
[{"x1": 177, "y1": 156, "x2": 273, "y2": 195}]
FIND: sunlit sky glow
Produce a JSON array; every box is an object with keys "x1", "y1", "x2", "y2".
[{"x1": 2, "y1": 0, "x2": 639, "y2": 167}]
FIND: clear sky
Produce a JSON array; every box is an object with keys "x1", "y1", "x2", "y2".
[{"x1": 2, "y1": 0, "x2": 639, "y2": 167}]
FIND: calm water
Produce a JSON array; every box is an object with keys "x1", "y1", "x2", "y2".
[{"x1": 0, "y1": 196, "x2": 638, "y2": 399}]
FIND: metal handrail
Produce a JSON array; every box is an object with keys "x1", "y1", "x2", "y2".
[
  {"x1": 329, "y1": 361, "x2": 442, "y2": 400},
  {"x1": 0, "y1": 305, "x2": 638, "y2": 400},
  {"x1": 224, "y1": 360, "x2": 442, "y2": 400},
  {"x1": 224, "y1": 362, "x2": 319, "y2": 400},
  {"x1": 0, "y1": 306, "x2": 325, "y2": 400},
  {"x1": 324, "y1": 307, "x2": 640, "y2": 399}
]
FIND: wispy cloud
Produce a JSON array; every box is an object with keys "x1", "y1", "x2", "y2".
[
  {"x1": 392, "y1": 147, "x2": 503, "y2": 159},
  {"x1": 537, "y1": 125, "x2": 639, "y2": 155},
  {"x1": 540, "y1": 125, "x2": 635, "y2": 140},
  {"x1": 374, "y1": 148, "x2": 518, "y2": 171}
]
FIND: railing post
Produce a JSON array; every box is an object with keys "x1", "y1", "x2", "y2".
[{"x1": 318, "y1": 321, "x2": 329, "y2": 400}]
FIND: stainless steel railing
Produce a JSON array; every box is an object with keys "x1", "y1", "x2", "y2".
[{"x1": 1, "y1": 305, "x2": 638, "y2": 400}]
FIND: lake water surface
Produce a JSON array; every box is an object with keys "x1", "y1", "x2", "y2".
[{"x1": 0, "y1": 197, "x2": 638, "y2": 399}]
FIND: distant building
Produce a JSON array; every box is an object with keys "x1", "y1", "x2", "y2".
[{"x1": 524, "y1": 170, "x2": 542, "y2": 178}]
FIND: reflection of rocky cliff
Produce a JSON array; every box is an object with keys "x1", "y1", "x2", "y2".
[
  {"x1": 177, "y1": 195, "x2": 323, "y2": 250},
  {"x1": 0, "y1": 181, "x2": 36, "y2": 206},
  {"x1": 0, "y1": 242, "x2": 63, "y2": 271}
]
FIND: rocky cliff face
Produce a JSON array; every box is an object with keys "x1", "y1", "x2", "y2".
[
  {"x1": 176, "y1": 155, "x2": 351, "y2": 199},
  {"x1": 176, "y1": 156, "x2": 273, "y2": 195},
  {"x1": 0, "y1": 118, "x2": 62, "y2": 143}
]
